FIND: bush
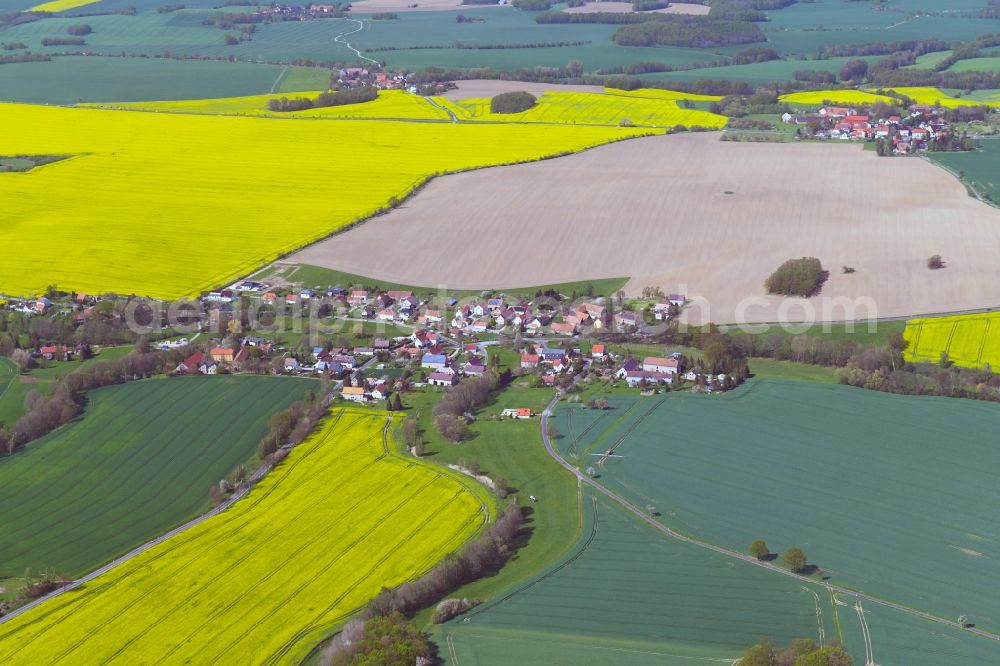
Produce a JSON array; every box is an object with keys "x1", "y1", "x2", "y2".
[
  {"x1": 431, "y1": 597, "x2": 480, "y2": 623},
  {"x1": 783, "y1": 546, "x2": 808, "y2": 573},
  {"x1": 928, "y1": 254, "x2": 945, "y2": 269},
  {"x1": 490, "y1": 91, "x2": 536, "y2": 114},
  {"x1": 765, "y1": 257, "x2": 827, "y2": 297}
]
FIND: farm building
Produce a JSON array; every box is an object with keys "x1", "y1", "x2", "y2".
[
  {"x1": 342, "y1": 386, "x2": 367, "y2": 402},
  {"x1": 501, "y1": 408, "x2": 533, "y2": 419},
  {"x1": 643, "y1": 357, "x2": 680, "y2": 374},
  {"x1": 421, "y1": 353, "x2": 448, "y2": 370}
]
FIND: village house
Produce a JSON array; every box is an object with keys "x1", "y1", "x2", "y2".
[
  {"x1": 591, "y1": 344, "x2": 605, "y2": 359},
  {"x1": 427, "y1": 371, "x2": 458, "y2": 387},
  {"x1": 342, "y1": 386, "x2": 367, "y2": 402},
  {"x1": 521, "y1": 353, "x2": 540, "y2": 369},
  {"x1": 348, "y1": 290, "x2": 369, "y2": 306},
  {"x1": 615, "y1": 311, "x2": 640, "y2": 331},
  {"x1": 551, "y1": 322, "x2": 576, "y2": 336},
  {"x1": 421, "y1": 353, "x2": 448, "y2": 370},
  {"x1": 615, "y1": 358, "x2": 641, "y2": 379},
  {"x1": 464, "y1": 363, "x2": 487, "y2": 376},
  {"x1": 642, "y1": 356, "x2": 680, "y2": 375},
  {"x1": 501, "y1": 408, "x2": 532, "y2": 419},
  {"x1": 284, "y1": 357, "x2": 300, "y2": 372},
  {"x1": 624, "y1": 371, "x2": 674, "y2": 387},
  {"x1": 210, "y1": 347, "x2": 235, "y2": 364},
  {"x1": 39, "y1": 344, "x2": 72, "y2": 361}
]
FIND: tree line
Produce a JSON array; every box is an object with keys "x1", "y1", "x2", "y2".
[
  {"x1": 0, "y1": 341, "x2": 184, "y2": 457},
  {"x1": 322, "y1": 505, "x2": 524, "y2": 664},
  {"x1": 267, "y1": 87, "x2": 377, "y2": 112}
]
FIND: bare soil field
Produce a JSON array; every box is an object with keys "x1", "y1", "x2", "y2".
[
  {"x1": 441, "y1": 79, "x2": 605, "y2": 100},
  {"x1": 564, "y1": 1, "x2": 709, "y2": 14},
  {"x1": 288, "y1": 133, "x2": 1000, "y2": 324}
]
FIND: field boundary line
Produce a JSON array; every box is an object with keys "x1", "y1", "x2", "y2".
[
  {"x1": 268, "y1": 65, "x2": 289, "y2": 94},
  {"x1": 539, "y1": 391, "x2": 1000, "y2": 645},
  {"x1": 977, "y1": 318, "x2": 991, "y2": 365}
]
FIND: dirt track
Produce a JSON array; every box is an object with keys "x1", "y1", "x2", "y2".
[{"x1": 288, "y1": 133, "x2": 1000, "y2": 324}]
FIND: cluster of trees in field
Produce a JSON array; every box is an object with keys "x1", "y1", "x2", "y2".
[
  {"x1": 511, "y1": 0, "x2": 552, "y2": 9},
  {"x1": 709, "y1": 0, "x2": 795, "y2": 21},
  {"x1": 633, "y1": 0, "x2": 670, "y2": 11},
  {"x1": 765, "y1": 257, "x2": 827, "y2": 298},
  {"x1": 66, "y1": 23, "x2": 92, "y2": 35},
  {"x1": 741, "y1": 638, "x2": 853, "y2": 666},
  {"x1": 612, "y1": 17, "x2": 765, "y2": 48},
  {"x1": 322, "y1": 612, "x2": 432, "y2": 666},
  {"x1": 368, "y1": 40, "x2": 590, "y2": 52},
  {"x1": 0, "y1": 52, "x2": 49, "y2": 64},
  {"x1": 267, "y1": 87, "x2": 377, "y2": 112},
  {"x1": 433, "y1": 369, "x2": 511, "y2": 441},
  {"x1": 490, "y1": 90, "x2": 536, "y2": 114},
  {"x1": 41, "y1": 37, "x2": 85, "y2": 46}
]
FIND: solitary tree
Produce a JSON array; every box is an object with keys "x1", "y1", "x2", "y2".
[
  {"x1": 783, "y1": 547, "x2": 808, "y2": 573},
  {"x1": 928, "y1": 254, "x2": 945, "y2": 269},
  {"x1": 749, "y1": 540, "x2": 769, "y2": 560}
]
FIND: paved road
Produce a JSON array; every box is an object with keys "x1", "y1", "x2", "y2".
[{"x1": 539, "y1": 392, "x2": 1000, "y2": 644}]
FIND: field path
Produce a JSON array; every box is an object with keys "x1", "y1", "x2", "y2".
[
  {"x1": 539, "y1": 391, "x2": 1000, "y2": 645},
  {"x1": 334, "y1": 19, "x2": 379, "y2": 65}
]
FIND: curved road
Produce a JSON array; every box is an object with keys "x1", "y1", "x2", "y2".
[{"x1": 539, "y1": 392, "x2": 1000, "y2": 644}]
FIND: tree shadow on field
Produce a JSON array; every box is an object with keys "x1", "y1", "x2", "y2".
[{"x1": 760, "y1": 553, "x2": 778, "y2": 563}]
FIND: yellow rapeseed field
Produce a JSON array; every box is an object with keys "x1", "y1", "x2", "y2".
[
  {"x1": 86, "y1": 89, "x2": 451, "y2": 120},
  {"x1": 432, "y1": 90, "x2": 726, "y2": 128},
  {"x1": 778, "y1": 89, "x2": 896, "y2": 106},
  {"x1": 904, "y1": 312, "x2": 1000, "y2": 369},
  {"x1": 605, "y1": 87, "x2": 723, "y2": 102},
  {"x1": 0, "y1": 102, "x2": 651, "y2": 298},
  {"x1": 886, "y1": 86, "x2": 998, "y2": 108},
  {"x1": 29, "y1": 0, "x2": 100, "y2": 11},
  {"x1": 0, "y1": 408, "x2": 489, "y2": 665}
]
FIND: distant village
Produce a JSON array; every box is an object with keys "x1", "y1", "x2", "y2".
[
  {"x1": 1, "y1": 280, "x2": 747, "y2": 409},
  {"x1": 782, "y1": 102, "x2": 967, "y2": 154}
]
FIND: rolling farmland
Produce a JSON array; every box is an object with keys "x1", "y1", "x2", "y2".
[
  {"x1": 93, "y1": 89, "x2": 450, "y2": 120},
  {"x1": 551, "y1": 381, "x2": 1000, "y2": 634},
  {"x1": 903, "y1": 311, "x2": 1000, "y2": 368},
  {"x1": 0, "y1": 102, "x2": 651, "y2": 299},
  {"x1": 0, "y1": 408, "x2": 487, "y2": 664},
  {"x1": 440, "y1": 495, "x2": 832, "y2": 665},
  {"x1": 779, "y1": 89, "x2": 896, "y2": 107},
  {"x1": 432, "y1": 91, "x2": 726, "y2": 128},
  {"x1": 0, "y1": 375, "x2": 314, "y2": 579},
  {"x1": 291, "y1": 132, "x2": 1000, "y2": 323},
  {"x1": 887, "y1": 87, "x2": 996, "y2": 108},
  {"x1": 926, "y1": 139, "x2": 1000, "y2": 204},
  {"x1": 0, "y1": 57, "x2": 328, "y2": 105},
  {"x1": 28, "y1": 0, "x2": 100, "y2": 11}
]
